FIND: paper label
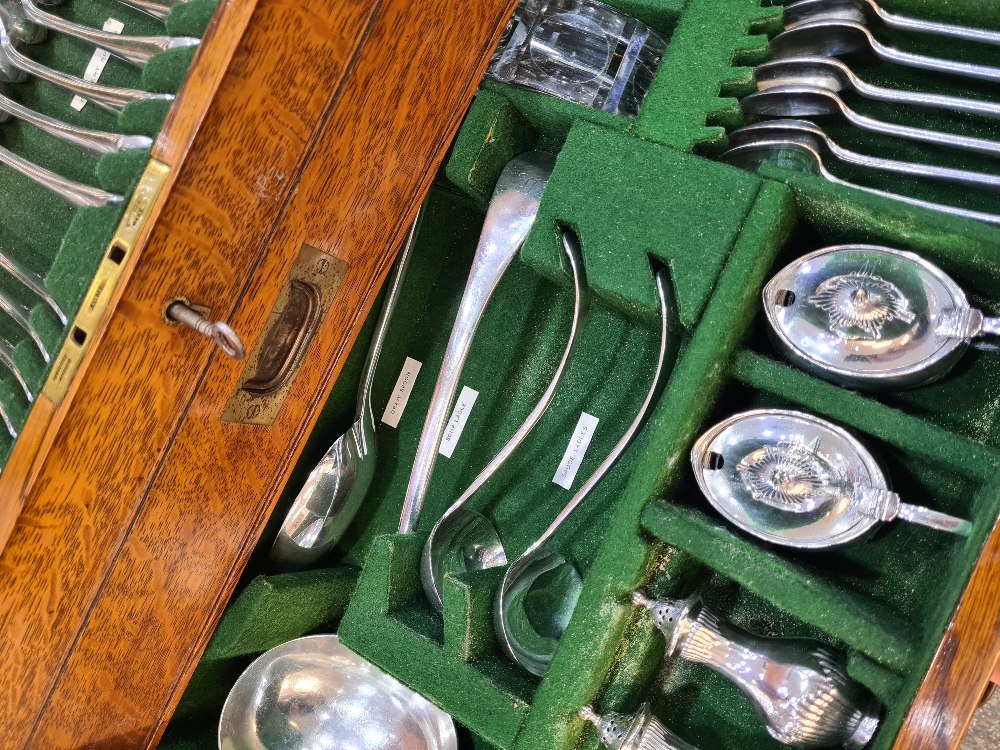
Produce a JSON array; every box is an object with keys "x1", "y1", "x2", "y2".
[
  {"x1": 380, "y1": 357, "x2": 422, "y2": 428},
  {"x1": 553, "y1": 412, "x2": 599, "y2": 489},
  {"x1": 70, "y1": 19, "x2": 125, "y2": 111},
  {"x1": 438, "y1": 386, "x2": 479, "y2": 458}
]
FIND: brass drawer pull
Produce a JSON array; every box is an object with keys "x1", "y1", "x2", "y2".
[{"x1": 164, "y1": 299, "x2": 246, "y2": 360}]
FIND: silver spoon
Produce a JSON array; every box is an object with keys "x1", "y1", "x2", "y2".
[
  {"x1": 0, "y1": 333, "x2": 33, "y2": 401},
  {"x1": 0, "y1": 286, "x2": 47, "y2": 361},
  {"x1": 783, "y1": 0, "x2": 1000, "y2": 46},
  {"x1": 269, "y1": 213, "x2": 422, "y2": 569},
  {"x1": 580, "y1": 703, "x2": 699, "y2": 750},
  {"x1": 0, "y1": 92, "x2": 151, "y2": 155},
  {"x1": 0, "y1": 141, "x2": 122, "y2": 207},
  {"x1": 691, "y1": 409, "x2": 972, "y2": 548},
  {"x1": 722, "y1": 139, "x2": 1000, "y2": 225},
  {"x1": 771, "y1": 18, "x2": 1000, "y2": 84},
  {"x1": 0, "y1": 248, "x2": 65, "y2": 324},
  {"x1": 398, "y1": 151, "x2": 554, "y2": 535},
  {"x1": 37, "y1": 0, "x2": 189, "y2": 23},
  {"x1": 741, "y1": 84, "x2": 1000, "y2": 158},
  {"x1": 0, "y1": 398, "x2": 16, "y2": 438},
  {"x1": 495, "y1": 262, "x2": 678, "y2": 676},
  {"x1": 16, "y1": 0, "x2": 199, "y2": 69},
  {"x1": 729, "y1": 119, "x2": 1000, "y2": 191},
  {"x1": 754, "y1": 56, "x2": 1000, "y2": 120},
  {"x1": 0, "y1": 17, "x2": 173, "y2": 114},
  {"x1": 420, "y1": 224, "x2": 591, "y2": 613}
]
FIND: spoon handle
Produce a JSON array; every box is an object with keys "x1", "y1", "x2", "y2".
[
  {"x1": 113, "y1": 0, "x2": 186, "y2": 22},
  {"x1": 856, "y1": 77, "x2": 1000, "y2": 120},
  {"x1": 897, "y1": 502, "x2": 972, "y2": 535},
  {"x1": 875, "y1": 5, "x2": 1000, "y2": 47},
  {"x1": 0, "y1": 142, "x2": 123, "y2": 208},
  {"x1": 0, "y1": 286, "x2": 48, "y2": 361},
  {"x1": 827, "y1": 139, "x2": 1000, "y2": 191},
  {"x1": 20, "y1": 0, "x2": 199, "y2": 68},
  {"x1": 527, "y1": 263, "x2": 677, "y2": 554},
  {"x1": 871, "y1": 35, "x2": 1000, "y2": 83},
  {"x1": 0, "y1": 334, "x2": 33, "y2": 402},
  {"x1": 843, "y1": 105, "x2": 1000, "y2": 158}
]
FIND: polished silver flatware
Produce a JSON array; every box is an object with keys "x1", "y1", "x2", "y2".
[
  {"x1": 17, "y1": 0, "x2": 199, "y2": 68},
  {"x1": 755, "y1": 56, "x2": 1000, "y2": 120},
  {"x1": 39, "y1": 0, "x2": 188, "y2": 23},
  {"x1": 0, "y1": 142, "x2": 123, "y2": 207},
  {"x1": 0, "y1": 333, "x2": 33, "y2": 401},
  {"x1": 0, "y1": 0, "x2": 42, "y2": 45},
  {"x1": 398, "y1": 151, "x2": 554, "y2": 535},
  {"x1": 691, "y1": 409, "x2": 972, "y2": 548},
  {"x1": 634, "y1": 591, "x2": 881, "y2": 748},
  {"x1": 741, "y1": 84, "x2": 1000, "y2": 158},
  {"x1": 0, "y1": 17, "x2": 173, "y2": 114},
  {"x1": 420, "y1": 224, "x2": 592, "y2": 612},
  {"x1": 581, "y1": 703, "x2": 698, "y2": 750},
  {"x1": 219, "y1": 635, "x2": 458, "y2": 750},
  {"x1": 0, "y1": 251, "x2": 65, "y2": 325},
  {"x1": 0, "y1": 286, "x2": 47, "y2": 361},
  {"x1": 729, "y1": 119, "x2": 1000, "y2": 191},
  {"x1": 771, "y1": 17, "x2": 1000, "y2": 84},
  {"x1": 765, "y1": 244, "x2": 1000, "y2": 390},
  {"x1": 495, "y1": 262, "x2": 678, "y2": 676},
  {"x1": 0, "y1": 398, "x2": 16, "y2": 437},
  {"x1": 270, "y1": 212, "x2": 422, "y2": 570},
  {"x1": 721, "y1": 140, "x2": 1000, "y2": 226},
  {"x1": 783, "y1": 0, "x2": 1000, "y2": 46},
  {"x1": 0, "y1": 92, "x2": 151, "y2": 155}
]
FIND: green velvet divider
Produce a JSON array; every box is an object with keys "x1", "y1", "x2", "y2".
[{"x1": 0, "y1": 0, "x2": 216, "y2": 460}]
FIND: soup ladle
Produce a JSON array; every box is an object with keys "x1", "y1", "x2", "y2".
[
  {"x1": 495, "y1": 262, "x2": 678, "y2": 676},
  {"x1": 420, "y1": 224, "x2": 591, "y2": 613},
  {"x1": 771, "y1": 18, "x2": 1000, "y2": 84},
  {"x1": 782, "y1": 0, "x2": 1000, "y2": 46},
  {"x1": 729, "y1": 119, "x2": 1000, "y2": 191},
  {"x1": 0, "y1": 141, "x2": 122, "y2": 207},
  {"x1": 15, "y1": 0, "x2": 199, "y2": 68},
  {"x1": 741, "y1": 84, "x2": 1000, "y2": 158},
  {"x1": 270, "y1": 212, "x2": 422, "y2": 570},
  {"x1": 754, "y1": 56, "x2": 1000, "y2": 120},
  {"x1": 0, "y1": 17, "x2": 174, "y2": 114},
  {"x1": 399, "y1": 151, "x2": 554, "y2": 535},
  {"x1": 721, "y1": 140, "x2": 1000, "y2": 226}
]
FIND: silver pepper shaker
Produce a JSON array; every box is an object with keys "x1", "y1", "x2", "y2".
[
  {"x1": 580, "y1": 703, "x2": 700, "y2": 750},
  {"x1": 633, "y1": 592, "x2": 881, "y2": 749}
]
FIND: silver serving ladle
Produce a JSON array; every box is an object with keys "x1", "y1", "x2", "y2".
[
  {"x1": 419, "y1": 224, "x2": 591, "y2": 613},
  {"x1": 37, "y1": 0, "x2": 188, "y2": 23},
  {"x1": 729, "y1": 119, "x2": 1000, "y2": 191},
  {"x1": 691, "y1": 408, "x2": 973, "y2": 548},
  {"x1": 270, "y1": 212, "x2": 422, "y2": 570},
  {"x1": 14, "y1": 0, "x2": 199, "y2": 68},
  {"x1": 754, "y1": 56, "x2": 1000, "y2": 120},
  {"x1": 741, "y1": 84, "x2": 1000, "y2": 158},
  {"x1": 771, "y1": 17, "x2": 1000, "y2": 84},
  {"x1": 783, "y1": 0, "x2": 1000, "y2": 47},
  {"x1": 580, "y1": 703, "x2": 698, "y2": 750},
  {"x1": 765, "y1": 244, "x2": 1000, "y2": 389},
  {"x1": 0, "y1": 16, "x2": 173, "y2": 115},
  {"x1": 399, "y1": 151, "x2": 554, "y2": 535},
  {"x1": 0, "y1": 140, "x2": 122, "y2": 207},
  {"x1": 0, "y1": 92, "x2": 151, "y2": 155},
  {"x1": 721, "y1": 140, "x2": 1000, "y2": 226},
  {"x1": 495, "y1": 263, "x2": 678, "y2": 676}
]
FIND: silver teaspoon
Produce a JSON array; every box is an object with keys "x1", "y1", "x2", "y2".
[
  {"x1": 691, "y1": 409, "x2": 972, "y2": 548},
  {"x1": 771, "y1": 18, "x2": 1000, "y2": 84},
  {"x1": 420, "y1": 223, "x2": 591, "y2": 613},
  {"x1": 754, "y1": 56, "x2": 1000, "y2": 120},
  {"x1": 783, "y1": 0, "x2": 1000, "y2": 46},
  {"x1": 741, "y1": 84, "x2": 1000, "y2": 158},
  {"x1": 765, "y1": 244, "x2": 1000, "y2": 389},
  {"x1": 729, "y1": 119, "x2": 1000, "y2": 191},
  {"x1": 270, "y1": 211, "x2": 422, "y2": 569},
  {"x1": 720, "y1": 140, "x2": 1000, "y2": 226},
  {"x1": 495, "y1": 262, "x2": 678, "y2": 676}
]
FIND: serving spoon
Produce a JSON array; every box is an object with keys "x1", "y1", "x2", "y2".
[
  {"x1": 771, "y1": 18, "x2": 1000, "y2": 84},
  {"x1": 0, "y1": 16, "x2": 173, "y2": 114},
  {"x1": 754, "y1": 56, "x2": 1000, "y2": 120},
  {"x1": 741, "y1": 84, "x2": 1000, "y2": 158},
  {"x1": 495, "y1": 262, "x2": 678, "y2": 676},
  {"x1": 729, "y1": 119, "x2": 1000, "y2": 191},
  {"x1": 721, "y1": 139, "x2": 1000, "y2": 226},
  {"x1": 782, "y1": 0, "x2": 1000, "y2": 46},
  {"x1": 399, "y1": 151, "x2": 554, "y2": 535},
  {"x1": 270, "y1": 213, "x2": 422, "y2": 569},
  {"x1": 420, "y1": 224, "x2": 591, "y2": 612},
  {"x1": 15, "y1": 0, "x2": 199, "y2": 68}
]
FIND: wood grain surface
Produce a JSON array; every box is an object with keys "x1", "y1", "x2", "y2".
[{"x1": 0, "y1": 0, "x2": 514, "y2": 747}]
